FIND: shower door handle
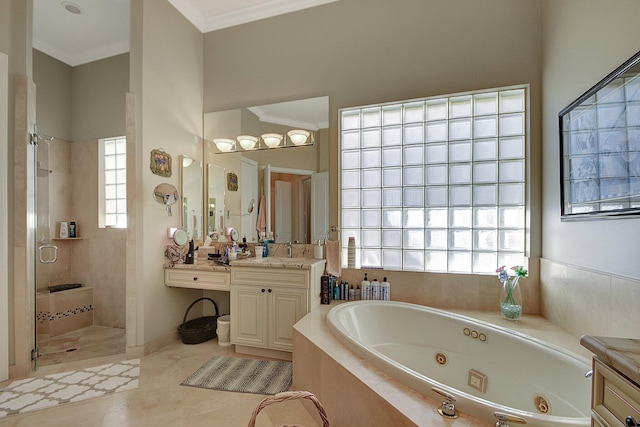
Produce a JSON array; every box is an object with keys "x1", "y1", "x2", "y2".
[{"x1": 38, "y1": 244, "x2": 58, "y2": 264}]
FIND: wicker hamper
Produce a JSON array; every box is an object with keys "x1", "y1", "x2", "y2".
[
  {"x1": 248, "y1": 391, "x2": 330, "y2": 427},
  {"x1": 177, "y1": 297, "x2": 220, "y2": 344}
]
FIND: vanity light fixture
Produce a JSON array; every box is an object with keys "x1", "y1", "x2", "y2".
[
  {"x1": 213, "y1": 138, "x2": 235, "y2": 152},
  {"x1": 182, "y1": 157, "x2": 194, "y2": 167},
  {"x1": 261, "y1": 133, "x2": 283, "y2": 148},
  {"x1": 287, "y1": 129, "x2": 310, "y2": 145},
  {"x1": 211, "y1": 130, "x2": 315, "y2": 154},
  {"x1": 237, "y1": 135, "x2": 258, "y2": 150}
]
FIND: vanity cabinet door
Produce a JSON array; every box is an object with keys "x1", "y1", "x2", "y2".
[
  {"x1": 268, "y1": 287, "x2": 308, "y2": 351},
  {"x1": 231, "y1": 285, "x2": 267, "y2": 348}
]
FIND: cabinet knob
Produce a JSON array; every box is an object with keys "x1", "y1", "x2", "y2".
[
  {"x1": 627, "y1": 417, "x2": 638, "y2": 427},
  {"x1": 193, "y1": 277, "x2": 198, "y2": 281},
  {"x1": 261, "y1": 288, "x2": 266, "y2": 292},
  {"x1": 268, "y1": 289, "x2": 272, "y2": 293}
]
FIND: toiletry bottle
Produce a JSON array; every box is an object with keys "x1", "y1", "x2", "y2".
[
  {"x1": 341, "y1": 281, "x2": 348, "y2": 300},
  {"x1": 371, "y1": 278, "x2": 380, "y2": 300},
  {"x1": 355, "y1": 284, "x2": 361, "y2": 300},
  {"x1": 69, "y1": 221, "x2": 76, "y2": 238},
  {"x1": 381, "y1": 277, "x2": 391, "y2": 301},
  {"x1": 59, "y1": 221, "x2": 69, "y2": 238},
  {"x1": 348, "y1": 284, "x2": 355, "y2": 301},
  {"x1": 333, "y1": 280, "x2": 341, "y2": 300},
  {"x1": 361, "y1": 273, "x2": 371, "y2": 300}
]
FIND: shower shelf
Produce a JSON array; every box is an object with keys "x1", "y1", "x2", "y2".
[{"x1": 52, "y1": 237, "x2": 84, "y2": 240}]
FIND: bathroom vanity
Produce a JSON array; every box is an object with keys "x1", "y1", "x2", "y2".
[
  {"x1": 164, "y1": 256, "x2": 325, "y2": 361},
  {"x1": 229, "y1": 257, "x2": 325, "y2": 360},
  {"x1": 581, "y1": 336, "x2": 640, "y2": 427}
]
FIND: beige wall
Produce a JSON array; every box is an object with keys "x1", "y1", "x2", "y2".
[
  {"x1": 33, "y1": 50, "x2": 72, "y2": 141},
  {"x1": 539, "y1": 0, "x2": 640, "y2": 339},
  {"x1": 129, "y1": 0, "x2": 204, "y2": 346},
  {"x1": 33, "y1": 51, "x2": 128, "y2": 142},
  {"x1": 72, "y1": 54, "x2": 129, "y2": 141},
  {"x1": 203, "y1": 0, "x2": 543, "y2": 257}
]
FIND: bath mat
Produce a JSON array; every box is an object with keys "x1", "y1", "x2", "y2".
[
  {"x1": 0, "y1": 359, "x2": 139, "y2": 418},
  {"x1": 181, "y1": 356, "x2": 291, "y2": 395}
]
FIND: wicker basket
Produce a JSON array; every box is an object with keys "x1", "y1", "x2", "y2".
[
  {"x1": 177, "y1": 297, "x2": 219, "y2": 344},
  {"x1": 247, "y1": 391, "x2": 330, "y2": 427}
]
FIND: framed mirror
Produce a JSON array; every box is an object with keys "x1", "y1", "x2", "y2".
[
  {"x1": 207, "y1": 164, "x2": 225, "y2": 238},
  {"x1": 559, "y1": 50, "x2": 640, "y2": 219},
  {"x1": 179, "y1": 155, "x2": 203, "y2": 240},
  {"x1": 204, "y1": 96, "x2": 329, "y2": 240}
]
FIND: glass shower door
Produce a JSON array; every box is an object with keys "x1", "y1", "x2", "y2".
[{"x1": 32, "y1": 129, "x2": 56, "y2": 370}]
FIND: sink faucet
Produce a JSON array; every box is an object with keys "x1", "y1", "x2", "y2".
[{"x1": 285, "y1": 241, "x2": 292, "y2": 258}]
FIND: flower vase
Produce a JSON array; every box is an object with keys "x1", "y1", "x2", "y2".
[{"x1": 500, "y1": 276, "x2": 522, "y2": 320}]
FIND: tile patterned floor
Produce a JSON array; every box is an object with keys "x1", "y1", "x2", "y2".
[
  {"x1": 0, "y1": 360, "x2": 139, "y2": 418},
  {"x1": 0, "y1": 339, "x2": 318, "y2": 427}
]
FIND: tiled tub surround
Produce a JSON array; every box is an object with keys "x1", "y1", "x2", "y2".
[
  {"x1": 540, "y1": 258, "x2": 640, "y2": 340},
  {"x1": 293, "y1": 304, "x2": 593, "y2": 427},
  {"x1": 37, "y1": 287, "x2": 94, "y2": 339}
]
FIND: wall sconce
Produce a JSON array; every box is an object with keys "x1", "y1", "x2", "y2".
[
  {"x1": 261, "y1": 133, "x2": 283, "y2": 148},
  {"x1": 213, "y1": 138, "x2": 235, "y2": 152},
  {"x1": 237, "y1": 135, "x2": 258, "y2": 150},
  {"x1": 287, "y1": 129, "x2": 310, "y2": 145}
]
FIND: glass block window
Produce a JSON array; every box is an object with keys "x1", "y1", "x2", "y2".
[
  {"x1": 339, "y1": 87, "x2": 528, "y2": 274},
  {"x1": 99, "y1": 137, "x2": 127, "y2": 228}
]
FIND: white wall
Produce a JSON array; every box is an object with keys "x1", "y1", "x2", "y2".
[
  {"x1": 129, "y1": 0, "x2": 204, "y2": 346},
  {"x1": 541, "y1": 0, "x2": 640, "y2": 280},
  {"x1": 540, "y1": 0, "x2": 640, "y2": 340}
]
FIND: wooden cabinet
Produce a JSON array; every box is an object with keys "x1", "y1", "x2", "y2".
[
  {"x1": 230, "y1": 261, "x2": 323, "y2": 356},
  {"x1": 164, "y1": 268, "x2": 230, "y2": 291},
  {"x1": 591, "y1": 358, "x2": 640, "y2": 427}
]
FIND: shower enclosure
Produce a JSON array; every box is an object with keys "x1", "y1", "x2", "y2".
[{"x1": 32, "y1": 128, "x2": 56, "y2": 370}]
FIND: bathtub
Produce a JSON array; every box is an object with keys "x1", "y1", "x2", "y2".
[{"x1": 326, "y1": 301, "x2": 591, "y2": 427}]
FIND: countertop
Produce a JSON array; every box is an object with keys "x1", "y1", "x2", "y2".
[
  {"x1": 165, "y1": 257, "x2": 325, "y2": 271},
  {"x1": 230, "y1": 257, "x2": 326, "y2": 270},
  {"x1": 581, "y1": 335, "x2": 640, "y2": 385}
]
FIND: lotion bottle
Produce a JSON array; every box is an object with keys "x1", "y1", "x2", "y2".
[
  {"x1": 371, "y1": 278, "x2": 380, "y2": 300},
  {"x1": 381, "y1": 277, "x2": 391, "y2": 301},
  {"x1": 361, "y1": 273, "x2": 371, "y2": 300},
  {"x1": 348, "y1": 284, "x2": 355, "y2": 301}
]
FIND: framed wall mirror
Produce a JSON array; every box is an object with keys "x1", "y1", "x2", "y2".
[
  {"x1": 179, "y1": 155, "x2": 203, "y2": 240},
  {"x1": 559, "y1": 50, "x2": 640, "y2": 220},
  {"x1": 204, "y1": 96, "x2": 330, "y2": 241}
]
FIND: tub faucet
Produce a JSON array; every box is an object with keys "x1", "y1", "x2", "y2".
[
  {"x1": 493, "y1": 412, "x2": 526, "y2": 426},
  {"x1": 431, "y1": 387, "x2": 458, "y2": 419}
]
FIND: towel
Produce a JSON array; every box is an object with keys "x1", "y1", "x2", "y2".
[
  {"x1": 256, "y1": 194, "x2": 267, "y2": 234},
  {"x1": 325, "y1": 240, "x2": 342, "y2": 277}
]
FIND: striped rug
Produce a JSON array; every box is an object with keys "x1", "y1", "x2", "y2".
[{"x1": 181, "y1": 356, "x2": 292, "y2": 395}]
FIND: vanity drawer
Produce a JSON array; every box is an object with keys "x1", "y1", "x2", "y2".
[
  {"x1": 231, "y1": 267, "x2": 308, "y2": 288},
  {"x1": 165, "y1": 269, "x2": 230, "y2": 291},
  {"x1": 592, "y1": 358, "x2": 640, "y2": 427}
]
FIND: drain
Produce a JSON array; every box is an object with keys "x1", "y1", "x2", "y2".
[
  {"x1": 65, "y1": 348, "x2": 77, "y2": 353},
  {"x1": 533, "y1": 394, "x2": 551, "y2": 414},
  {"x1": 434, "y1": 352, "x2": 448, "y2": 366}
]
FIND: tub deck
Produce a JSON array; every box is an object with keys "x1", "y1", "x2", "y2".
[{"x1": 293, "y1": 303, "x2": 592, "y2": 427}]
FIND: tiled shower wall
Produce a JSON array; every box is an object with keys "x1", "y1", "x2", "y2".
[
  {"x1": 540, "y1": 258, "x2": 640, "y2": 340},
  {"x1": 42, "y1": 139, "x2": 126, "y2": 329}
]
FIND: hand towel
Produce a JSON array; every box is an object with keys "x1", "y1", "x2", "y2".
[
  {"x1": 256, "y1": 194, "x2": 267, "y2": 234},
  {"x1": 325, "y1": 240, "x2": 342, "y2": 277}
]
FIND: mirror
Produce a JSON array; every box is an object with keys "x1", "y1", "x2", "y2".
[
  {"x1": 180, "y1": 155, "x2": 203, "y2": 240},
  {"x1": 559, "y1": 50, "x2": 640, "y2": 219},
  {"x1": 207, "y1": 164, "x2": 225, "y2": 239},
  {"x1": 153, "y1": 183, "x2": 179, "y2": 216},
  {"x1": 204, "y1": 97, "x2": 329, "y2": 241}
]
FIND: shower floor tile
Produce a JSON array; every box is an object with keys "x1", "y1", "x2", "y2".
[{"x1": 36, "y1": 325, "x2": 125, "y2": 367}]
